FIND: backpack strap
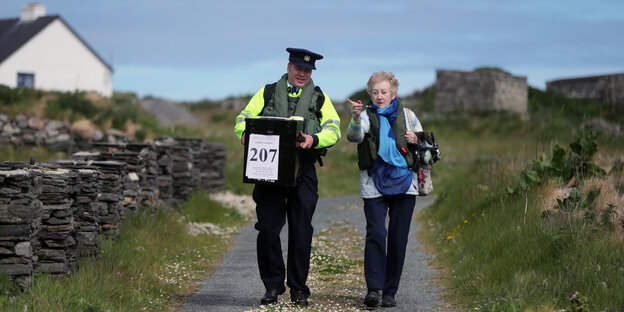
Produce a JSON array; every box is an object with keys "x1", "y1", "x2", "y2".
[
  {"x1": 259, "y1": 82, "x2": 277, "y2": 116},
  {"x1": 263, "y1": 82, "x2": 277, "y2": 104},
  {"x1": 313, "y1": 86, "x2": 325, "y2": 119}
]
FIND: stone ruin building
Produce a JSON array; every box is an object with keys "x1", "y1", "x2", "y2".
[
  {"x1": 434, "y1": 69, "x2": 528, "y2": 113},
  {"x1": 546, "y1": 73, "x2": 624, "y2": 106}
]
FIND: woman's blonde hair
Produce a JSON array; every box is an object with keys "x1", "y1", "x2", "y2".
[{"x1": 366, "y1": 71, "x2": 399, "y2": 97}]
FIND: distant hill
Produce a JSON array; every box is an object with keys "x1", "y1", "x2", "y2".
[{"x1": 140, "y1": 97, "x2": 200, "y2": 126}]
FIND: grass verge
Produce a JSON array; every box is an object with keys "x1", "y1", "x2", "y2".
[
  {"x1": 0, "y1": 145, "x2": 68, "y2": 164},
  {"x1": 419, "y1": 132, "x2": 624, "y2": 311}
]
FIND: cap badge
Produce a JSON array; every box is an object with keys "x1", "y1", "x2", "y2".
[{"x1": 304, "y1": 55, "x2": 311, "y2": 62}]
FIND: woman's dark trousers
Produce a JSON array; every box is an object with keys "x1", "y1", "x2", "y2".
[{"x1": 363, "y1": 194, "x2": 415, "y2": 294}]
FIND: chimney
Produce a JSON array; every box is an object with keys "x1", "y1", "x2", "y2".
[{"x1": 20, "y1": 3, "x2": 46, "y2": 22}]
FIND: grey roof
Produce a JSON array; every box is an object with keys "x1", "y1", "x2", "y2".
[{"x1": 0, "y1": 15, "x2": 113, "y2": 72}]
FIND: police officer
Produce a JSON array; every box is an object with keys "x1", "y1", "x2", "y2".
[{"x1": 234, "y1": 48, "x2": 341, "y2": 306}]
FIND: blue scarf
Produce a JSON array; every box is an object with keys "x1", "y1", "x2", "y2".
[{"x1": 370, "y1": 99, "x2": 412, "y2": 196}]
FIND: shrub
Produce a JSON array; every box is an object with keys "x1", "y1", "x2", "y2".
[
  {"x1": 0, "y1": 84, "x2": 19, "y2": 104},
  {"x1": 0, "y1": 84, "x2": 42, "y2": 104},
  {"x1": 0, "y1": 85, "x2": 41, "y2": 115},
  {"x1": 508, "y1": 131, "x2": 605, "y2": 195},
  {"x1": 45, "y1": 91, "x2": 98, "y2": 121}
]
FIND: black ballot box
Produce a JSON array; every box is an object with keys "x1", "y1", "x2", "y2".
[{"x1": 243, "y1": 116, "x2": 301, "y2": 186}]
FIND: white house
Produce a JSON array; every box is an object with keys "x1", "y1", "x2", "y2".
[{"x1": 0, "y1": 4, "x2": 113, "y2": 97}]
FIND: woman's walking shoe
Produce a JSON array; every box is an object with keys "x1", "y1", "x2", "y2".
[
  {"x1": 364, "y1": 290, "x2": 380, "y2": 307},
  {"x1": 381, "y1": 293, "x2": 397, "y2": 307}
]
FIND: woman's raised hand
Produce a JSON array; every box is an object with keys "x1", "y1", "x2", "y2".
[{"x1": 346, "y1": 98, "x2": 363, "y2": 121}]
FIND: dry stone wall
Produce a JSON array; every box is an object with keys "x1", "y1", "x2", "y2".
[
  {"x1": 0, "y1": 167, "x2": 41, "y2": 289},
  {"x1": 0, "y1": 114, "x2": 129, "y2": 152},
  {"x1": 33, "y1": 165, "x2": 80, "y2": 276},
  {"x1": 154, "y1": 144, "x2": 174, "y2": 207},
  {"x1": 200, "y1": 142, "x2": 227, "y2": 192},
  {"x1": 434, "y1": 69, "x2": 528, "y2": 113},
  {"x1": 73, "y1": 151, "x2": 141, "y2": 218},
  {"x1": 48, "y1": 160, "x2": 102, "y2": 258},
  {"x1": 0, "y1": 137, "x2": 227, "y2": 289},
  {"x1": 154, "y1": 137, "x2": 226, "y2": 205}
]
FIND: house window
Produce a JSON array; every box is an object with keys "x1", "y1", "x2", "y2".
[{"x1": 17, "y1": 73, "x2": 35, "y2": 89}]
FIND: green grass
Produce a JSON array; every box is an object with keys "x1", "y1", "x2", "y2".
[
  {"x1": 0, "y1": 145, "x2": 68, "y2": 163},
  {"x1": 179, "y1": 190, "x2": 248, "y2": 226},
  {"x1": 0, "y1": 192, "x2": 247, "y2": 311}
]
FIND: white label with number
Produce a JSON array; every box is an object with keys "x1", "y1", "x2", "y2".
[{"x1": 246, "y1": 133, "x2": 279, "y2": 181}]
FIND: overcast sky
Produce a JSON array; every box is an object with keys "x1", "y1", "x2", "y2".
[{"x1": 1, "y1": 0, "x2": 623, "y2": 102}]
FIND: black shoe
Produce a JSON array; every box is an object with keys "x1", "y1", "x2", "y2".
[
  {"x1": 290, "y1": 289, "x2": 309, "y2": 306},
  {"x1": 260, "y1": 286, "x2": 286, "y2": 305},
  {"x1": 364, "y1": 290, "x2": 380, "y2": 307},
  {"x1": 381, "y1": 293, "x2": 396, "y2": 307}
]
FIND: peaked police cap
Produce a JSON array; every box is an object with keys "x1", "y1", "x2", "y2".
[{"x1": 286, "y1": 47, "x2": 323, "y2": 70}]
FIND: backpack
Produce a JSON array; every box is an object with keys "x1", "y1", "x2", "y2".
[{"x1": 262, "y1": 82, "x2": 325, "y2": 120}]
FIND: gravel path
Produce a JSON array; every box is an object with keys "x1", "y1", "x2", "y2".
[{"x1": 179, "y1": 195, "x2": 455, "y2": 312}]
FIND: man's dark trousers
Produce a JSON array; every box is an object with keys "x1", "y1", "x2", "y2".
[
  {"x1": 363, "y1": 194, "x2": 415, "y2": 294},
  {"x1": 252, "y1": 159, "x2": 318, "y2": 297}
]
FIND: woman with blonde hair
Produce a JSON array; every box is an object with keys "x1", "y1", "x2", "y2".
[{"x1": 346, "y1": 71, "x2": 423, "y2": 308}]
